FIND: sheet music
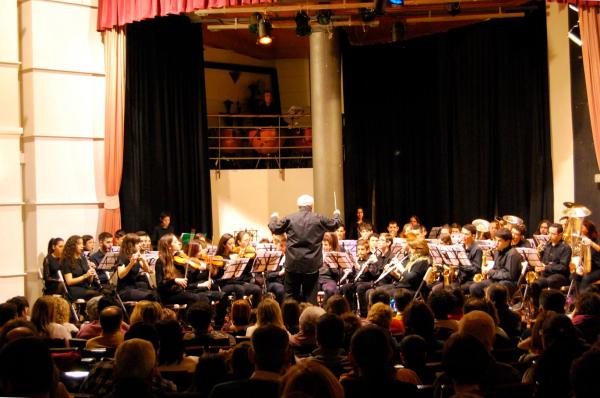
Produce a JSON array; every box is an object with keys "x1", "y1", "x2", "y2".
[
  {"x1": 97, "y1": 252, "x2": 119, "y2": 271},
  {"x1": 144, "y1": 251, "x2": 159, "y2": 267},
  {"x1": 206, "y1": 245, "x2": 218, "y2": 256},
  {"x1": 339, "y1": 240, "x2": 357, "y2": 256},
  {"x1": 324, "y1": 251, "x2": 354, "y2": 270},
  {"x1": 533, "y1": 234, "x2": 550, "y2": 247},
  {"x1": 391, "y1": 239, "x2": 407, "y2": 256},
  {"x1": 221, "y1": 258, "x2": 250, "y2": 280},
  {"x1": 256, "y1": 243, "x2": 276, "y2": 252},
  {"x1": 252, "y1": 250, "x2": 283, "y2": 273},
  {"x1": 450, "y1": 244, "x2": 472, "y2": 267},
  {"x1": 428, "y1": 244, "x2": 444, "y2": 265},
  {"x1": 515, "y1": 248, "x2": 544, "y2": 268}
]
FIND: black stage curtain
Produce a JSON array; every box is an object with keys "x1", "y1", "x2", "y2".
[
  {"x1": 121, "y1": 16, "x2": 212, "y2": 237},
  {"x1": 342, "y1": 10, "x2": 553, "y2": 232}
]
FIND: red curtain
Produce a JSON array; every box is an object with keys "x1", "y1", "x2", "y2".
[
  {"x1": 97, "y1": 0, "x2": 275, "y2": 31},
  {"x1": 580, "y1": 7, "x2": 600, "y2": 170},
  {"x1": 547, "y1": 0, "x2": 600, "y2": 6}
]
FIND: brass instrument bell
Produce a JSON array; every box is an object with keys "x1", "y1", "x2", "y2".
[{"x1": 502, "y1": 215, "x2": 524, "y2": 228}]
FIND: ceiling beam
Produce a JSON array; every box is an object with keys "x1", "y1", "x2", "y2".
[
  {"x1": 206, "y1": 19, "x2": 380, "y2": 31},
  {"x1": 405, "y1": 10, "x2": 524, "y2": 23}
]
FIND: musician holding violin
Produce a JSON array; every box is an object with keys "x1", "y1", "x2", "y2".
[
  {"x1": 116, "y1": 233, "x2": 158, "y2": 301},
  {"x1": 155, "y1": 234, "x2": 207, "y2": 306}
]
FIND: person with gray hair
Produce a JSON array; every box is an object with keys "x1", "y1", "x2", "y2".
[
  {"x1": 268, "y1": 194, "x2": 341, "y2": 304},
  {"x1": 290, "y1": 305, "x2": 326, "y2": 355}
]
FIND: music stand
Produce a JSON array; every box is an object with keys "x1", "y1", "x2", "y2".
[
  {"x1": 251, "y1": 250, "x2": 282, "y2": 293},
  {"x1": 339, "y1": 240, "x2": 357, "y2": 256},
  {"x1": 515, "y1": 248, "x2": 543, "y2": 269},
  {"x1": 97, "y1": 252, "x2": 119, "y2": 286},
  {"x1": 221, "y1": 258, "x2": 250, "y2": 281},
  {"x1": 391, "y1": 241, "x2": 406, "y2": 257},
  {"x1": 428, "y1": 244, "x2": 444, "y2": 266},
  {"x1": 324, "y1": 251, "x2": 354, "y2": 285},
  {"x1": 533, "y1": 234, "x2": 550, "y2": 247},
  {"x1": 450, "y1": 244, "x2": 472, "y2": 267},
  {"x1": 256, "y1": 243, "x2": 276, "y2": 252},
  {"x1": 428, "y1": 227, "x2": 442, "y2": 239},
  {"x1": 437, "y1": 245, "x2": 461, "y2": 267}
]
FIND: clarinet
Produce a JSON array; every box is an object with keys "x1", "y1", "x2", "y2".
[{"x1": 87, "y1": 260, "x2": 102, "y2": 289}]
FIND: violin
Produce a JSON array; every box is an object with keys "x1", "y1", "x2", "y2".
[
  {"x1": 174, "y1": 251, "x2": 206, "y2": 270},
  {"x1": 233, "y1": 245, "x2": 256, "y2": 259},
  {"x1": 198, "y1": 252, "x2": 226, "y2": 268}
]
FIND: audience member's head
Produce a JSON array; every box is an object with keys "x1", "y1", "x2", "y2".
[
  {"x1": 458, "y1": 310, "x2": 496, "y2": 352},
  {"x1": 155, "y1": 319, "x2": 185, "y2": 365},
  {"x1": 485, "y1": 284, "x2": 510, "y2": 310},
  {"x1": 53, "y1": 297, "x2": 72, "y2": 325},
  {"x1": 349, "y1": 325, "x2": 393, "y2": 378},
  {"x1": 540, "y1": 289, "x2": 566, "y2": 314},
  {"x1": 130, "y1": 300, "x2": 163, "y2": 325},
  {"x1": 299, "y1": 306, "x2": 326, "y2": 335},
  {"x1": 542, "y1": 313, "x2": 578, "y2": 350},
  {"x1": 367, "y1": 302, "x2": 393, "y2": 330},
  {"x1": 575, "y1": 292, "x2": 600, "y2": 317},
  {"x1": 282, "y1": 299, "x2": 301, "y2": 334},
  {"x1": 187, "y1": 301, "x2": 213, "y2": 333},
  {"x1": 369, "y1": 288, "x2": 391, "y2": 306},
  {"x1": 428, "y1": 288, "x2": 456, "y2": 320},
  {"x1": 399, "y1": 334, "x2": 428, "y2": 368},
  {"x1": 0, "y1": 337, "x2": 56, "y2": 396},
  {"x1": 463, "y1": 297, "x2": 499, "y2": 325},
  {"x1": 394, "y1": 289, "x2": 413, "y2": 314},
  {"x1": 190, "y1": 353, "x2": 229, "y2": 395},
  {"x1": 124, "y1": 322, "x2": 160, "y2": 351},
  {"x1": 251, "y1": 325, "x2": 290, "y2": 373},
  {"x1": 403, "y1": 302, "x2": 435, "y2": 342},
  {"x1": 281, "y1": 360, "x2": 344, "y2": 398},
  {"x1": 528, "y1": 310, "x2": 557, "y2": 354},
  {"x1": 443, "y1": 333, "x2": 490, "y2": 389},
  {"x1": 316, "y1": 313, "x2": 344, "y2": 350},
  {"x1": 571, "y1": 349, "x2": 600, "y2": 398},
  {"x1": 30, "y1": 296, "x2": 57, "y2": 337},
  {"x1": 230, "y1": 342, "x2": 253, "y2": 380},
  {"x1": 85, "y1": 295, "x2": 102, "y2": 321},
  {"x1": 340, "y1": 313, "x2": 362, "y2": 352},
  {"x1": 0, "y1": 303, "x2": 17, "y2": 329},
  {"x1": 325, "y1": 295, "x2": 351, "y2": 316},
  {"x1": 6, "y1": 297, "x2": 29, "y2": 319},
  {"x1": 114, "y1": 338, "x2": 156, "y2": 382},
  {"x1": 100, "y1": 306, "x2": 123, "y2": 334},
  {"x1": 0, "y1": 319, "x2": 37, "y2": 347},
  {"x1": 256, "y1": 298, "x2": 285, "y2": 329},
  {"x1": 231, "y1": 299, "x2": 252, "y2": 327}
]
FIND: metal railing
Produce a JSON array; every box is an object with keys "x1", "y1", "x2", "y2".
[{"x1": 208, "y1": 114, "x2": 312, "y2": 170}]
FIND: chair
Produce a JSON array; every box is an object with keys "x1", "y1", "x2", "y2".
[
  {"x1": 184, "y1": 335, "x2": 232, "y2": 356},
  {"x1": 160, "y1": 370, "x2": 193, "y2": 392}
]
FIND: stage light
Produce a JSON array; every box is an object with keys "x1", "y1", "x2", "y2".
[
  {"x1": 258, "y1": 18, "x2": 273, "y2": 45},
  {"x1": 248, "y1": 12, "x2": 261, "y2": 34},
  {"x1": 447, "y1": 2, "x2": 460, "y2": 16},
  {"x1": 295, "y1": 11, "x2": 311, "y2": 36},
  {"x1": 317, "y1": 10, "x2": 332, "y2": 25},
  {"x1": 389, "y1": 0, "x2": 404, "y2": 5},
  {"x1": 361, "y1": 8, "x2": 377, "y2": 22},
  {"x1": 568, "y1": 24, "x2": 582, "y2": 46},
  {"x1": 569, "y1": 4, "x2": 578, "y2": 12}
]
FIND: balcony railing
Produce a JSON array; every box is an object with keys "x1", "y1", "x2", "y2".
[{"x1": 208, "y1": 114, "x2": 312, "y2": 171}]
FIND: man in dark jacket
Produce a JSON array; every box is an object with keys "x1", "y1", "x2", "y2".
[{"x1": 268, "y1": 194, "x2": 340, "y2": 304}]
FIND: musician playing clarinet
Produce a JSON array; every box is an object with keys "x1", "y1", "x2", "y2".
[
  {"x1": 339, "y1": 239, "x2": 371, "y2": 314},
  {"x1": 116, "y1": 233, "x2": 158, "y2": 301},
  {"x1": 60, "y1": 235, "x2": 102, "y2": 300},
  {"x1": 458, "y1": 224, "x2": 483, "y2": 292}
]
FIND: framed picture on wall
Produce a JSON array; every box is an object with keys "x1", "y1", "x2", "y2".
[{"x1": 204, "y1": 61, "x2": 281, "y2": 116}]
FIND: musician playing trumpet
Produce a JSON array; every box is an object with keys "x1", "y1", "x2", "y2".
[
  {"x1": 469, "y1": 229, "x2": 521, "y2": 298},
  {"x1": 339, "y1": 239, "x2": 372, "y2": 314},
  {"x1": 530, "y1": 223, "x2": 572, "y2": 308}
]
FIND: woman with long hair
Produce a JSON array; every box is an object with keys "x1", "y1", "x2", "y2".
[
  {"x1": 245, "y1": 298, "x2": 287, "y2": 337},
  {"x1": 116, "y1": 233, "x2": 158, "y2": 301},
  {"x1": 580, "y1": 220, "x2": 600, "y2": 290},
  {"x1": 30, "y1": 296, "x2": 71, "y2": 343},
  {"x1": 60, "y1": 235, "x2": 101, "y2": 300},
  {"x1": 155, "y1": 234, "x2": 205, "y2": 306},
  {"x1": 42, "y1": 237, "x2": 64, "y2": 295}
]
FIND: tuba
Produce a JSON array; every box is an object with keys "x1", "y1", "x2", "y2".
[
  {"x1": 564, "y1": 205, "x2": 592, "y2": 275},
  {"x1": 472, "y1": 219, "x2": 490, "y2": 240}
]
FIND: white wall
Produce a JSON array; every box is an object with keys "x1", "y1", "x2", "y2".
[
  {"x1": 547, "y1": 3, "x2": 575, "y2": 221},
  {"x1": 210, "y1": 169, "x2": 313, "y2": 241},
  {"x1": 20, "y1": 0, "x2": 105, "y2": 301}
]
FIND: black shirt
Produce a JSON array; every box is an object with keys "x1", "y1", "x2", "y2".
[
  {"x1": 268, "y1": 207, "x2": 340, "y2": 274},
  {"x1": 540, "y1": 240, "x2": 572, "y2": 277},
  {"x1": 488, "y1": 246, "x2": 521, "y2": 282},
  {"x1": 151, "y1": 224, "x2": 174, "y2": 246},
  {"x1": 116, "y1": 255, "x2": 150, "y2": 291},
  {"x1": 60, "y1": 256, "x2": 94, "y2": 288},
  {"x1": 89, "y1": 250, "x2": 110, "y2": 284},
  {"x1": 459, "y1": 241, "x2": 482, "y2": 281},
  {"x1": 43, "y1": 254, "x2": 62, "y2": 294}
]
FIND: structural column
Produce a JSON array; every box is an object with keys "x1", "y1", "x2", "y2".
[{"x1": 309, "y1": 28, "x2": 344, "y2": 217}]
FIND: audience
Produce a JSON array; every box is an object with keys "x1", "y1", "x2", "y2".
[
  {"x1": 112, "y1": 338, "x2": 157, "y2": 397},
  {"x1": 30, "y1": 296, "x2": 71, "y2": 342},
  {"x1": 246, "y1": 298, "x2": 286, "y2": 337},
  {"x1": 223, "y1": 299, "x2": 252, "y2": 336},
  {"x1": 156, "y1": 319, "x2": 198, "y2": 373},
  {"x1": 308, "y1": 313, "x2": 352, "y2": 377},
  {"x1": 86, "y1": 306, "x2": 125, "y2": 349},
  {"x1": 77, "y1": 295, "x2": 129, "y2": 339},
  {"x1": 6, "y1": 296, "x2": 29, "y2": 320},
  {"x1": 281, "y1": 360, "x2": 344, "y2": 398},
  {"x1": 290, "y1": 305, "x2": 326, "y2": 355},
  {"x1": 189, "y1": 353, "x2": 230, "y2": 397},
  {"x1": 185, "y1": 301, "x2": 236, "y2": 346},
  {"x1": 428, "y1": 288, "x2": 459, "y2": 341},
  {"x1": 571, "y1": 292, "x2": 600, "y2": 345},
  {"x1": 486, "y1": 283, "x2": 522, "y2": 340},
  {"x1": 281, "y1": 299, "x2": 301, "y2": 335}
]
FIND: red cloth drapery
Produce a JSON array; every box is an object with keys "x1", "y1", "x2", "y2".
[
  {"x1": 97, "y1": 0, "x2": 275, "y2": 31},
  {"x1": 546, "y1": 0, "x2": 600, "y2": 7}
]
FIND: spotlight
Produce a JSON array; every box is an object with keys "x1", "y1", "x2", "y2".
[
  {"x1": 389, "y1": 0, "x2": 404, "y2": 5},
  {"x1": 568, "y1": 24, "x2": 582, "y2": 46},
  {"x1": 360, "y1": 8, "x2": 377, "y2": 22},
  {"x1": 317, "y1": 10, "x2": 332, "y2": 25},
  {"x1": 258, "y1": 18, "x2": 272, "y2": 45},
  {"x1": 568, "y1": 4, "x2": 578, "y2": 12},
  {"x1": 295, "y1": 11, "x2": 311, "y2": 36},
  {"x1": 447, "y1": 2, "x2": 460, "y2": 16},
  {"x1": 248, "y1": 12, "x2": 261, "y2": 34}
]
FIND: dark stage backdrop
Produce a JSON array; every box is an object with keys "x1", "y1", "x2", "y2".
[
  {"x1": 121, "y1": 16, "x2": 212, "y2": 237},
  {"x1": 342, "y1": 10, "x2": 553, "y2": 232}
]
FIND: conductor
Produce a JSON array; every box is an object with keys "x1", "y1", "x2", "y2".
[{"x1": 268, "y1": 194, "x2": 341, "y2": 304}]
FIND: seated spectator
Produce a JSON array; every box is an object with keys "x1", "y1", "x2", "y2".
[
  {"x1": 441, "y1": 333, "x2": 490, "y2": 396},
  {"x1": 571, "y1": 292, "x2": 600, "y2": 345},
  {"x1": 0, "y1": 319, "x2": 37, "y2": 347},
  {"x1": 30, "y1": 296, "x2": 70, "y2": 342},
  {"x1": 367, "y1": 302, "x2": 393, "y2": 330},
  {"x1": 307, "y1": 313, "x2": 352, "y2": 378},
  {"x1": 209, "y1": 325, "x2": 290, "y2": 398},
  {"x1": 6, "y1": 296, "x2": 29, "y2": 320},
  {"x1": 0, "y1": 337, "x2": 70, "y2": 398},
  {"x1": 571, "y1": 348, "x2": 600, "y2": 398},
  {"x1": 403, "y1": 301, "x2": 442, "y2": 355},
  {"x1": 400, "y1": 334, "x2": 435, "y2": 385},
  {"x1": 0, "y1": 303, "x2": 17, "y2": 334},
  {"x1": 77, "y1": 296, "x2": 129, "y2": 339},
  {"x1": 185, "y1": 301, "x2": 235, "y2": 346},
  {"x1": 281, "y1": 360, "x2": 344, "y2": 398},
  {"x1": 341, "y1": 325, "x2": 418, "y2": 398},
  {"x1": 222, "y1": 299, "x2": 252, "y2": 336},
  {"x1": 428, "y1": 288, "x2": 459, "y2": 341},
  {"x1": 112, "y1": 338, "x2": 157, "y2": 397},
  {"x1": 340, "y1": 312, "x2": 362, "y2": 352},
  {"x1": 540, "y1": 289, "x2": 566, "y2": 314},
  {"x1": 53, "y1": 297, "x2": 79, "y2": 335},
  {"x1": 392, "y1": 288, "x2": 414, "y2": 335},
  {"x1": 290, "y1": 306, "x2": 326, "y2": 355},
  {"x1": 282, "y1": 299, "x2": 300, "y2": 335},
  {"x1": 325, "y1": 294, "x2": 351, "y2": 316},
  {"x1": 156, "y1": 319, "x2": 198, "y2": 373},
  {"x1": 518, "y1": 310, "x2": 555, "y2": 366},
  {"x1": 486, "y1": 283, "x2": 522, "y2": 340},
  {"x1": 230, "y1": 342, "x2": 254, "y2": 380},
  {"x1": 463, "y1": 297, "x2": 513, "y2": 349},
  {"x1": 86, "y1": 306, "x2": 125, "y2": 349},
  {"x1": 189, "y1": 353, "x2": 230, "y2": 397},
  {"x1": 369, "y1": 288, "x2": 404, "y2": 334},
  {"x1": 130, "y1": 300, "x2": 163, "y2": 325},
  {"x1": 246, "y1": 298, "x2": 287, "y2": 337}
]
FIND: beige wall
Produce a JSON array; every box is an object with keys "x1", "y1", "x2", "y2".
[
  {"x1": 0, "y1": 0, "x2": 25, "y2": 301},
  {"x1": 20, "y1": 0, "x2": 105, "y2": 301},
  {"x1": 210, "y1": 169, "x2": 314, "y2": 242},
  {"x1": 547, "y1": 3, "x2": 575, "y2": 221}
]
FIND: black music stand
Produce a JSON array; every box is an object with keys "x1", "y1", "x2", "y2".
[
  {"x1": 339, "y1": 240, "x2": 357, "y2": 256},
  {"x1": 451, "y1": 245, "x2": 472, "y2": 267},
  {"x1": 97, "y1": 252, "x2": 119, "y2": 286},
  {"x1": 251, "y1": 250, "x2": 282, "y2": 293},
  {"x1": 391, "y1": 240, "x2": 407, "y2": 257},
  {"x1": 221, "y1": 258, "x2": 250, "y2": 281},
  {"x1": 515, "y1": 248, "x2": 543, "y2": 269},
  {"x1": 256, "y1": 243, "x2": 276, "y2": 252},
  {"x1": 533, "y1": 234, "x2": 550, "y2": 247},
  {"x1": 324, "y1": 251, "x2": 354, "y2": 285}
]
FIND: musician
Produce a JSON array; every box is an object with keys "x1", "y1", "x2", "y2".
[
  {"x1": 116, "y1": 233, "x2": 158, "y2": 302},
  {"x1": 155, "y1": 234, "x2": 206, "y2": 306},
  {"x1": 114, "y1": 229, "x2": 126, "y2": 247},
  {"x1": 268, "y1": 194, "x2": 341, "y2": 304},
  {"x1": 231, "y1": 231, "x2": 262, "y2": 306},
  {"x1": 42, "y1": 237, "x2": 64, "y2": 295},
  {"x1": 358, "y1": 223, "x2": 374, "y2": 240},
  {"x1": 387, "y1": 221, "x2": 400, "y2": 238},
  {"x1": 60, "y1": 235, "x2": 102, "y2": 300},
  {"x1": 89, "y1": 232, "x2": 113, "y2": 285},
  {"x1": 580, "y1": 220, "x2": 600, "y2": 290},
  {"x1": 151, "y1": 211, "x2": 174, "y2": 246},
  {"x1": 488, "y1": 220, "x2": 499, "y2": 240},
  {"x1": 531, "y1": 223, "x2": 572, "y2": 307},
  {"x1": 318, "y1": 232, "x2": 341, "y2": 304},
  {"x1": 402, "y1": 215, "x2": 421, "y2": 237},
  {"x1": 458, "y1": 224, "x2": 483, "y2": 291},
  {"x1": 511, "y1": 224, "x2": 533, "y2": 249},
  {"x1": 137, "y1": 231, "x2": 152, "y2": 253},
  {"x1": 82, "y1": 235, "x2": 95, "y2": 257},
  {"x1": 212, "y1": 233, "x2": 259, "y2": 305},
  {"x1": 536, "y1": 220, "x2": 551, "y2": 236},
  {"x1": 348, "y1": 207, "x2": 365, "y2": 240},
  {"x1": 367, "y1": 233, "x2": 379, "y2": 256},
  {"x1": 335, "y1": 224, "x2": 347, "y2": 241},
  {"x1": 339, "y1": 238, "x2": 370, "y2": 313},
  {"x1": 394, "y1": 237, "x2": 430, "y2": 293},
  {"x1": 469, "y1": 229, "x2": 521, "y2": 298},
  {"x1": 266, "y1": 234, "x2": 286, "y2": 303},
  {"x1": 356, "y1": 234, "x2": 396, "y2": 316}
]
